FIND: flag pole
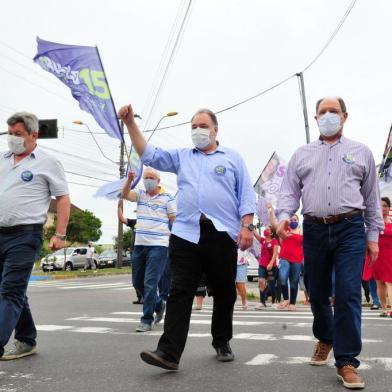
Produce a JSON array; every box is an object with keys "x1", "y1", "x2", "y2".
[{"x1": 96, "y1": 46, "x2": 126, "y2": 268}]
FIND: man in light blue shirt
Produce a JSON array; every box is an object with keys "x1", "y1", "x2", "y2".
[{"x1": 118, "y1": 104, "x2": 255, "y2": 371}]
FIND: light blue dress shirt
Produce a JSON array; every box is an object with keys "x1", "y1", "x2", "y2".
[{"x1": 141, "y1": 143, "x2": 256, "y2": 244}]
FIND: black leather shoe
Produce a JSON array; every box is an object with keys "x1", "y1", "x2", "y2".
[
  {"x1": 140, "y1": 350, "x2": 179, "y2": 371},
  {"x1": 215, "y1": 343, "x2": 234, "y2": 362},
  {"x1": 133, "y1": 299, "x2": 143, "y2": 305}
]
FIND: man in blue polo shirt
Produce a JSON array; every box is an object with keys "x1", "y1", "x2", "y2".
[
  {"x1": 0, "y1": 112, "x2": 70, "y2": 361},
  {"x1": 118, "y1": 104, "x2": 255, "y2": 370}
]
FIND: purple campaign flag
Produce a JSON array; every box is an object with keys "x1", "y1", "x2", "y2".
[
  {"x1": 94, "y1": 149, "x2": 143, "y2": 199},
  {"x1": 94, "y1": 178, "x2": 126, "y2": 200},
  {"x1": 34, "y1": 37, "x2": 122, "y2": 140}
]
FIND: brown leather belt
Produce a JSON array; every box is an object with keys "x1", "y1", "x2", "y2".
[
  {"x1": 0, "y1": 224, "x2": 43, "y2": 234},
  {"x1": 303, "y1": 210, "x2": 362, "y2": 225}
]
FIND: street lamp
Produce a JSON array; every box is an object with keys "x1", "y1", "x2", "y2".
[
  {"x1": 73, "y1": 121, "x2": 117, "y2": 164},
  {"x1": 146, "y1": 112, "x2": 178, "y2": 143}
]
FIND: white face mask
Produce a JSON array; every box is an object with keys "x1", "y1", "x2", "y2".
[
  {"x1": 7, "y1": 135, "x2": 27, "y2": 155},
  {"x1": 191, "y1": 127, "x2": 211, "y2": 150},
  {"x1": 318, "y1": 112, "x2": 342, "y2": 137}
]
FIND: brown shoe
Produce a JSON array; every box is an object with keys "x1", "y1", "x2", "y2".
[
  {"x1": 337, "y1": 365, "x2": 365, "y2": 389},
  {"x1": 309, "y1": 341, "x2": 333, "y2": 365}
]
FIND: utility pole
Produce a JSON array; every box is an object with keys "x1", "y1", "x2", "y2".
[
  {"x1": 116, "y1": 121, "x2": 125, "y2": 268},
  {"x1": 297, "y1": 72, "x2": 310, "y2": 144}
]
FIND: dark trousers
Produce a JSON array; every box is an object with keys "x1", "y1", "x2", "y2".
[
  {"x1": 158, "y1": 257, "x2": 171, "y2": 302},
  {"x1": 157, "y1": 221, "x2": 237, "y2": 362},
  {"x1": 0, "y1": 229, "x2": 43, "y2": 356},
  {"x1": 303, "y1": 214, "x2": 366, "y2": 368}
]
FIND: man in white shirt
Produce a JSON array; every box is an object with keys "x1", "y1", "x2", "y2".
[{"x1": 83, "y1": 243, "x2": 96, "y2": 272}]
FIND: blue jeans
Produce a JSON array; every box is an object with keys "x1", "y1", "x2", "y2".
[
  {"x1": 303, "y1": 214, "x2": 366, "y2": 368},
  {"x1": 131, "y1": 245, "x2": 168, "y2": 325},
  {"x1": 369, "y1": 279, "x2": 380, "y2": 306},
  {"x1": 0, "y1": 229, "x2": 43, "y2": 356},
  {"x1": 278, "y1": 260, "x2": 302, "y2": 304},
  {"x1": 158, "y1": 257, "x2": 171, "y2": 301}
]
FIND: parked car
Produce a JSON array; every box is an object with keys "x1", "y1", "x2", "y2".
[
  {"x1": 41, "y1": 247, "x2": 98, "y2": 272},
  {"x1": 97, "y1": 249, "x2": 131, "y2": 268}
]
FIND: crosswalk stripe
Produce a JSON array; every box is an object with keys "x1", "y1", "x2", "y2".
[
  {"x1": 34, "y1": 325, "x2": 384, "y2": 344},
  {"x1": 245, "y1": 354, "x2": 392, "y2": 371},
  {"x1": 29, "y1": 282, "x2": 131, "y2": 290},
  {"x1": 59, "y1": 282, "x2": 128, "y2": 290}
]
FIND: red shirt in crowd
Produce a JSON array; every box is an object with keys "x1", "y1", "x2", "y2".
[
  {"x1": 279, "y1": 231, "x2": 304, "y2": 263},
  {"x1": 259, "y1": 238, "x2": 278, "y2": 267}
]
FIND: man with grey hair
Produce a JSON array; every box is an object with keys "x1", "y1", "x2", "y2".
[
  {"x1": 118, "y1": 167, "x2": 176, "y2": 332},
  {"x1": 0, "y1": 112, "x2": 70, "y2": 360},
  {"x1": 118, "y1": 104, "x2": 255, "y2": 370}
]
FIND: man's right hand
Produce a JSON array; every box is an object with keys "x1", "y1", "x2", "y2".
[
  {"x1": 276, "y1": 219, "x2": 291, "y2": 240},
  {"x1": 118, "y1": 104, "x2": 135, "y2": 127},
  {"x1": 127, "y1": 170, "x2": 136, "y2": 182}
]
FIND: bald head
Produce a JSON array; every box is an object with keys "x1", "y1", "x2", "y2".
[{"x1": 143, "y1": 167, "x2": 160, "y2": 180}]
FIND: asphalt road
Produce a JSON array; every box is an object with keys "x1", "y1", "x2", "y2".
[{"x1": 0, "y1": 275, "x2": 391, "y2": 392}]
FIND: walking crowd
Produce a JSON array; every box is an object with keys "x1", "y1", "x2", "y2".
[{"x1": 1, "y1": 96, "x2": 391, "y2": 390}]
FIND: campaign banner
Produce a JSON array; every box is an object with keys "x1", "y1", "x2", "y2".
[
  {"x1": 34, "y1": 37, "x2": 122, "y2": 140},
  {"x1": 256, "y1": 195, "x2": 270, "y2": 226},
  {"x1": 254, "y1": 152, "x2": 287, "y2": 205}
]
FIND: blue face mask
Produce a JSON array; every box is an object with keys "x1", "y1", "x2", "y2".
[
  {"x1": 289, "y1": 221, "x2": 299, "y2": 230},
  {"x1": 143, "y1": 178, "x2": 158, "y2": 193}
]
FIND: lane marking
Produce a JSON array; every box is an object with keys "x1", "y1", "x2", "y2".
[
  {"x1": 246, "y1": 354, "x2": 278, "y2": 365},
  {"x1": 71, "y1": 327, "x2": 114, "y2": 333},
  {"x1": 36, "y1": 325, "x2": 74, "y2": 331}
]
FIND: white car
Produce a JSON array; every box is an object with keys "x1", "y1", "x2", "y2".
[{"x1": 41, "y1": 247, "x2": 98, "y2": 272}]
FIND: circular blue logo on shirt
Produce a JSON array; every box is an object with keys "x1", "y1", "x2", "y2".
[
  {"x1": 21, "y1": 170, "x2": 34, "y2": 182},
  {"x1": 215, "y1": 165, "x2": 226, "y2": 175}
]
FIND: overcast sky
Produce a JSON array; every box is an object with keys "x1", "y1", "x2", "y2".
[{"x1": 1, "y1": 0, "x2": 391, "y2": 243}]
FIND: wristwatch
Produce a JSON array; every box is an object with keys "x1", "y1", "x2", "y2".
[
  {"x1": 55, "y1": 232, "x2": 67, "y2": 241},
  {"x1": 241, "y1": 223, "x2": 256, "y2": 231}
]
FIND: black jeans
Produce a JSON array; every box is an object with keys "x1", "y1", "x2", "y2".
[{"x1": 157, "y1": 220, "x2": 237, "y2": 362}]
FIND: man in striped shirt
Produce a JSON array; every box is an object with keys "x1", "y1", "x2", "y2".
[
  {"x1": 276, "y1": 97, "x2": 383, "y2": 390},
  {"x1": 118, "y1": 168, "x2": 176, "y2": 332}
]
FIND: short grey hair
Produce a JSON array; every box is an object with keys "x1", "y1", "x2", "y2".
[
  {"x1": 143, "y1": 167, "x2": 160, "y2": 179},
  {"x1": 7, "y1": 112, "x2": 39, "y2": 134},
  {"x1": 191, "y1": 108, "x2": 218, "y2": 127}
]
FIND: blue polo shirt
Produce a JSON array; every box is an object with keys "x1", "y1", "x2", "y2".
[{"x1": 141, "y1": 143, "x2": 255, "y2": 244}]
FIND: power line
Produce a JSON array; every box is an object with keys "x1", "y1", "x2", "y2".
[
  {"x1": 142, "y1": 0, "x2": 194, "y2": 131},
  {"x1": 0, "y1": 40, "x2": 35, "y2": 62},
  {"x1": 0, "y1": 50, "x2": 63, "y2": 88},
  {"x1": 38, "y1": 145, "x2": 117, "y2": 172},
  {"x1": 0, "y1": 64, "x2": 74, "y2": 105},
  {"x1": 301, "y1": 0, "x2": 358, "y2": 73},
  {"x1": 68, "y1": 181, "x2": 100, "y2": 188},
  {"x1": 141, "y1": 0, "x2": 187, "y2": 121},
  {"x1": 145, "y1": 0, "x2": 358, "y2": 134},
  {"x1": 64, "y1": 170, "x2": 110, "y2": 182}
]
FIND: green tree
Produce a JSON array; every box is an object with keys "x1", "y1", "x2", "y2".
[{"x1": 45, "y1": 209, "x2": 102, "y2": 244}]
